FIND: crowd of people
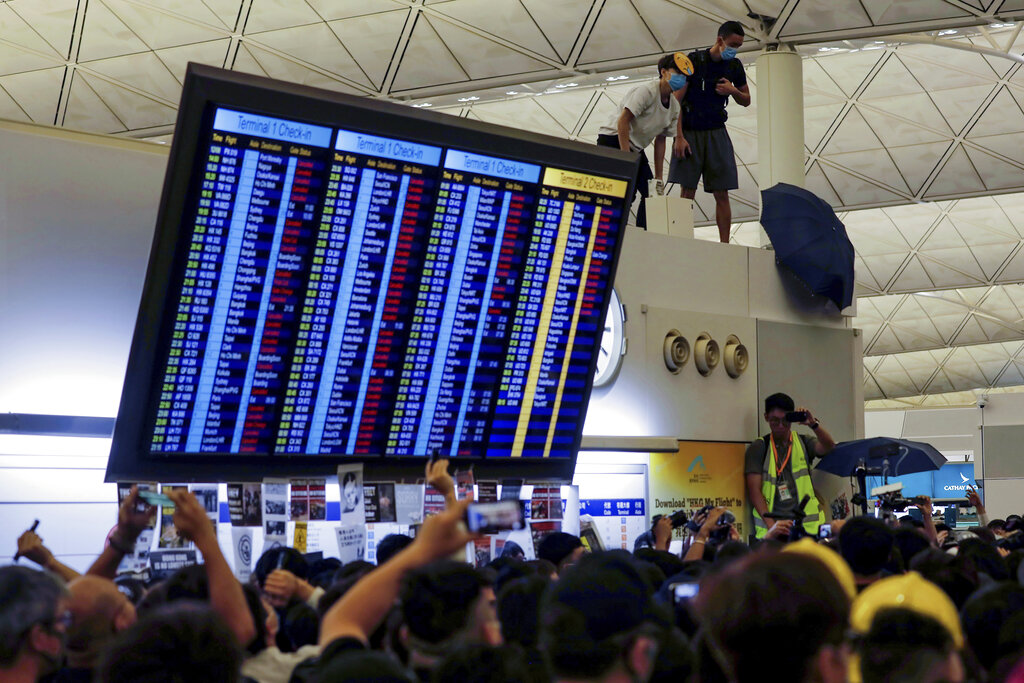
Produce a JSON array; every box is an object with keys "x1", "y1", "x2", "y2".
[{"x1": 3, "y1": 450, "x2": 1024, "y2": 683}]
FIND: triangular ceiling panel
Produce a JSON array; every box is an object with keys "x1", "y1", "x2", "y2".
[
  {"x1": 0, "y1": 84, "x2": 31, "y2": 122},
  {"x1": 822, "y1": 148, "x2": 911, "y2": 196},
  {"x1": 427, "y1": 15, "x2": 552, "y2": 80},
  {"x1": 821, "y1": 106, "x2": 882, "y2": 154},
  {"x1": 77, "y1": 1, "x2": 151, "y2": 63},
  {"x1": 890, "y1": 254, "x2": 935, "y2": 291},
  {"x1": 0, "y1": 67, "x2": 63, "y2": 124},
  {"x1": 101, "y1": 0, "x2": 228, "y2": 50},
  {"x1": 925, "y1": 144, "x2": 985, "y2": 197},
  {"x1": 963, "y1": 146, "x2": 1024, "y2": 191},
  {"x1": 931, "y1": 84, "x2": 996, "y2": 135},
  {"x1": 821, "y1": 163, "x2": 909, "y2": 206},
  {"x1": 860, "y1": 54, "x2": 925, "y2": 101},
  {"x1": 954, "y1": 316, "x2": 993, "y2": 345},
  {"x1": 519, "y1": 0, "x2": 593, "y2": 62},
  {"x1": 156, "y1": 39, "x2": 231, "y2": 82},
  {"x1": 880, "y1": 203, "x2": 943, "y2": 248},
  {"x1": 431, "y1": 0, "x2": 560, "y2": 61},
  {"x1": 802, "y1": 58, "x2": 847, "y2": 104},
  {"x1": 781, "y1": 0, "x2": 873, "y2": 36},
  {"x1": 860, "y1": 0, "x2": 968, "y2": 23},
  {"x1": 391, "y1": 14, "x2": 469, "y2": 91},
  {"x1": 820, "y1": 49, "x2": 886, "y2": 97},
  {"x1": 3, "y1": 0, "x2": 79, "y2": 60},
  {"x1": 534, "y1": 89, "x2": 597, "y2": 138},
  {"x1": 61, "y1": 70, "x2": 126, "y2": 134},
  {"x1": 247, "y1": 23, "x2": 372, "y2": 89},
  {"x1": 972, "y1": 243, "x2": 1018, "y2": 280},
  {"x1": 918, "y1": 251, "x2": 987, "y2": 288},
  {"x1": 77, "y1": 71, "x2": 177, "y2": 130},
  {"x1": 305, "y1": 0, "x2": 406, "y2": 21},
  {"x1": 969, "y1": 131, "x2": 1024, "y2": 166},
  {"x1": 578, "y1": 0, "x2": 660, "y2": 65},
  {"x1": 239, "y1": 42, "x2": 364, "y2": 94},
  {"x1": 83, "y1": 51, "x2": 182, "y2": 104},
  {"x1": 225, "y1": 43, "x2": 267, "y2": 78},
  {"x1": 859, "y1": 90, "x2": 952, "y2": 137},
  {"x1": 629, "y1": 0, "x2": 721, "y2": 52},
  {"x1": 861, "y1": 253, "x2": 911, "y2": 289},
  {"x1": 804, "y1": 102, "x2": 846, "y2": 151},
  {"x1": 469, "y1": 98, "x2": 568, "y2": 137},
  {"x1": 919, "y1": 216, "x2": 969, "y2": 251},
  {"x1": 328, "y1": 11, "x2": 410, "y2": 90},
  {"x1": 0, "y1": 5, "x2": 66, "y2": 75},
  {"x1": 193, "y1": 0, "x2": 244, "y2": 31},
  {"x1": 886, "y1": 141, "x2": 952, "y2": 196},
  {"x1": 804, "y1": 160, "x2": 844, "y2": 207},
  {"x1": 578, "y1": 91, "x2": 621, "y2": 138},
  {"x1": 998, "y1": 244, "x2": 1024, "y2": 280},
  {"x1": 994, "y1": 358, "x2": 1024, "y2": 386},
  {"x1": 967, "y1": 86, "x2": 1024, "y2": 138},
  {"x1": 242, "y1": 0, "x2": 321, "y2": 34},
  {"x1": 870, "y1": 325, "x2": 906, "y2": 355},
  {"x1": 993, "y1": 193, "x2": 1024, "y2": 237}
]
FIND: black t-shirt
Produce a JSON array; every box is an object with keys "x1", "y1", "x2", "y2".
[{"x1": 681, "y1": 49, "x2": 747, "y2": 130}]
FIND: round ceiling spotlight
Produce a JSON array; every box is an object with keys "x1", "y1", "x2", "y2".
[
  {"x1": 723, "y1": 334, "x2": 748, "y2": 378},
  {"x1": 663, "y1": 330, "x2": 690, "y2": 374},
  {"x1": 694, "y1": 332, "x2": 720, "y2": 377}
]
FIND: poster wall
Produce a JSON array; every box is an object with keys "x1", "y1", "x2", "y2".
[{"x1": 649, "y1": 441, "x2": 747, "y2": 539}]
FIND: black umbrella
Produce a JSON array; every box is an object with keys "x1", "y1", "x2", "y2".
[
  {"x1": 760, "y1": 182, "x2": 855, "y2": 310},
  {"x1": 818, "y1": 436, "x2": 946, "y2": 478}
]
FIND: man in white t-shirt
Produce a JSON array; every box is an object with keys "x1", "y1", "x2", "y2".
[{"x1": 597, "y1": 53, "x2": 687, "y2": 229}]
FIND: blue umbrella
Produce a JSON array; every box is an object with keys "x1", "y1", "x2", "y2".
[
  {"x1": 817, "y1": 436, "x2": 946, "y2": 478},
  {"x1": 760, "y1": 183, "x2": 856, "y2": 310}
]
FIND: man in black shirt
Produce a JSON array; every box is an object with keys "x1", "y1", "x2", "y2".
[{"x1": 669, "y1": 21, "x2": 750, "y2": 244}]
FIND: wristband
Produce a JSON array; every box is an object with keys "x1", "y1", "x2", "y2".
[
  {"x1": 693, "y1": 538, "x2": 706, "y2": 545},
  {"x1": 810, "y1": 421, "x2": 820, "y2": 430},
  {"x1": 108, "y1": 534, "x2": 134, "y2": 555}
]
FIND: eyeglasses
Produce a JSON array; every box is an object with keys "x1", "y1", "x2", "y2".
[
  {"x1": 766, "y1": 417, "x2": 790, "y2": 425},
  {"x1": 51, "y1": 610, "x2": 73, "y2": 631}
]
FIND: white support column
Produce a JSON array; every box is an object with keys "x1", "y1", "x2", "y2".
[{"x1": 756, "y1": 47, "x2": 805, "y2": 246}]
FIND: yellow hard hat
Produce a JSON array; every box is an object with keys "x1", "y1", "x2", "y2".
[
  {"x1": 850, "y1": 571, "x2": 964, "y2": 648},
  {"x1": 782, "y1": 537, "x2": 856, "y2": 601}
]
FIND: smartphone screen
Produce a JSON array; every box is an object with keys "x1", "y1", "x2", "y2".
[
  {"x1": 672, "y1": 582, "x2": 700, "y2": 604},
  {"x1": 465, "y1": 500, "x2": 525, "y2": 534},
  {"x1": 818, "y1": 523, "x2": 832, "y2": 538},
  {"x1": 138, "y1": 490, "x2": 174, "y2": 508}
]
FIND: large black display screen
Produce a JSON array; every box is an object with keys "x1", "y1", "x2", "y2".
[{"x1": 106, "y1": 64, "x2": 637, "y2": 481}]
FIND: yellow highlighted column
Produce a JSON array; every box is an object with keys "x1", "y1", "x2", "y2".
[
  {"x1": 511, "y1": 201, "x2": 573, "y2": 457},
  {"x1": 543, "y1": 206, "x2": 601, "y2": 458}
]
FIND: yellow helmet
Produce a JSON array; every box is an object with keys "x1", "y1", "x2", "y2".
[
  {"x1": 850, "y1": 571, "x2": 964, "y2": 648},
  {"x1": 782, "y1": 537, "x2": 856, "y2": 601}
]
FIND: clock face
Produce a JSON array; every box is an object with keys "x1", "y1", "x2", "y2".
[{"x1": 593, "y1": 288, "x2": 625, "y2": 387}]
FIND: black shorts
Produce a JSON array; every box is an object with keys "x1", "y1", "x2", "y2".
[{"x1": 668, "y1": 127, "x2": 738, "y2": 192}]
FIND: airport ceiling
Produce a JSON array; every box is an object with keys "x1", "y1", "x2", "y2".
[{"x1": 4, "y1": 0, "x2": 1024, "y2": 408}]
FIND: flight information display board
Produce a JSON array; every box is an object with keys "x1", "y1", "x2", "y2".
[{"x1": 107, "y1": 64, "x2": 636, "y2": 482}]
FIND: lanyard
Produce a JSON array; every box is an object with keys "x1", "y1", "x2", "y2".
[{"x1": 770, "y1": 434, "x2": 792, "y2": 478}]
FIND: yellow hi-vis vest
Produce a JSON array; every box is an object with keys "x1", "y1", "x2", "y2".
[{"x1": 752, "y1": 431, "x2": 823, "y2": 538}]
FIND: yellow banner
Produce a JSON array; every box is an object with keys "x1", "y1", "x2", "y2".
[
  {"x1": 649, "y1": 441, "x2": 748, "y2": 539},
  {"x1": 542, "y1": 167, "x2": 628, "y2": 198}
]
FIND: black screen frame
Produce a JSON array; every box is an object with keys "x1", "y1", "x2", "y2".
[{"x1": 106, "y1": 63, "x2": 639, "y2": 483}]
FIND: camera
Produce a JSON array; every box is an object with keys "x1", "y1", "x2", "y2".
[
  {"x1": 671, "y1": 582, "x2": 700, "y2": 605},
  {"x1": 785, "y1": 410, "x2": 808, "y2": 423},
  {"x1": 685, "y1": 505, "x2": 735, "y2": 541}
]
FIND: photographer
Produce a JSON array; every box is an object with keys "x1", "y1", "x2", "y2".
[
  {"x1": 683, "y1": 507, "x2": 739, "y2": 563},
  {"x1": 745, "y1": 393, "x2": 835, "y2": 539}
]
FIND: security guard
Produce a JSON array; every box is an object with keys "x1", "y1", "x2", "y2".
[{"x1": 745, "y1": 393, "x2": 834, "y2": 538}]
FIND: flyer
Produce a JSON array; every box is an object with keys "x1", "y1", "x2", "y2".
[
  {"x1": 456, "y1": 469, "x2": 475, "y2": 500},
  {"x1": 395, "y1": 484, "x2": 424, "y2": 525},
  {"x1": 294, "y1": 522, "x2": 308, "y2": 554},
  {"x1": 158, "y1": 485, "x2": 189, "y2": 548},
  {"x1": 335, "y1": 524, "x2": 366, "y2": 564},
  {"x1": 263, "y1": 479, "x2": 289, "y2": 549},
  {"x1": 337, "y1": 464, "x2": 365, "y2": 525},
  {"x1": 190, "y1": 484, "x2": 219, "y2": 522},
  {"x1": 308, "y1": 479, "x2": 327, "y2": 521},
  {"x1": 231, "y1": 527, "x2": 253, "y2": 583},
  {"x1": 290, "y1": 479, "x2": 309, "y2": 521},
  {"x1": 477, "y1": 481, "x2": 499, "y2": 503},
  {"x1": 150, "y1": 549, "x2": 197, "y2": 581},
  {"x1": 117, "y1": 482, "x2": 158, "y2": 529},
  {"x1": 365, "y1": 482, "x2": 397, "y2": 523},
  {"x1": 227, "y1": 483, "x2": 263, "y2": 527}
]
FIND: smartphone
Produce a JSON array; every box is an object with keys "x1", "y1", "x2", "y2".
[
  {"x1": 465, "y1": 500, "x2": 525, "y2": 534},
  {"x1": 785, "y1": 410, "x2": 808, "y2": 423},
  {"x1": 671, "y1": 582, "x2": 700, "y2": 605},
  {"x1": 818, "y1": 523, "x2": 832, "y2": 539},
  {"x1": 138, "y1": 490, "x2": 174, "y2": 508}
]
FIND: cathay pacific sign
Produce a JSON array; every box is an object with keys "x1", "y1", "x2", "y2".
[{"x1": 933, "y1": 464, "x2": 976, "y2": 494}]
